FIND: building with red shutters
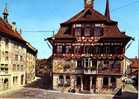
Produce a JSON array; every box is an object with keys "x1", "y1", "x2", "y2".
[{"x1": 48, "y1": 0, "x2": 132, "y2": 93}]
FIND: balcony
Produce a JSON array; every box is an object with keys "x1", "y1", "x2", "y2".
[
  {"x1": 54, "y1": 53, "x2": 124, "y2": 60},
  {"x1": 75, "y1": 67, "x2": 84, "y2": 74},
  {"x1": 98, "y1": 65, "x2": 122, "y2": 75},
  {"x1": 84, "y1": 69, "x2": 97, "y2": 74}
]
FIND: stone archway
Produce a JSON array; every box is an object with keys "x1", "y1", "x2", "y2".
[{"x1": 4, "y1": 78, "x2": 8, "y2": 89}]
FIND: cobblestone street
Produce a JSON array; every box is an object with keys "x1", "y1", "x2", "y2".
[
  {"x1": 0, "y1": 84, "x2": 138, "y2": 99},
  {"x1": 0, "y1": 78, "x2": 137, "y2": 99},
  {"x1": 0, "y1": 87, "x2": 114, "y2": 99}
]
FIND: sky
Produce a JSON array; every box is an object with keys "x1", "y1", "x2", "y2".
[{"x1": 0, "y1": 0, "x2": 139, "y2": 59}]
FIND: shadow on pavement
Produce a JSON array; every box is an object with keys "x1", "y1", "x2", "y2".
[
  {"x1": 113, "y1": 91, "x2": 138, "y2": 99},
  {"x1": 25, "y1": 75, "x2": 53, "y2": 90}
]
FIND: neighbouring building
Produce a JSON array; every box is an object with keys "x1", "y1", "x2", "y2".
[
  {"x1": 36, "y1": 58, "x2": 53, "y2": 89},
  {"x1": 127, "y1": 57, "x2": 139, "y2": 88},
  {"x1": 129, "y1": 58, "x2": 139, "y2": 77},
  {"x1": 122, "y1": 56, "x2": 132, "y2": 76},
  {"x1": 0, "y1": 6, "x2": 37, "y2": 91},
  {"x1": 48, "y1": 0, "x2": 132, "y2": 93},
  {"x1": 26, "y1": 43, "x2": 37, "y2": 84},
  {"x1": 36, "y1": 59, "x2": 48, "y2": 77}
]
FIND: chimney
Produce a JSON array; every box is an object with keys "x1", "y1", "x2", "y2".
[
  {"x1": 19, "y1": 28, "x2": 22, "y2": 34},
  {"x1": 84, "y1": 0, "x2": 94, "y2": 9},
  {"x1": 12, "y1": 22, "x2": 17, "y2": 32}
]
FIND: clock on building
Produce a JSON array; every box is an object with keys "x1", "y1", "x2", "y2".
[{"x1": 87, "y1": 0, "x2": 92, "y2": 5}]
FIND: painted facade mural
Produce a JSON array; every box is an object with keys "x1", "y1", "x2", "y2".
[{"x1": 53, "y1": 59, "x2": 76, "y2": 74}]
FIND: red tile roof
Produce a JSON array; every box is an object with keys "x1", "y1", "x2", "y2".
[
  {"x1": 129, "y1": 70, "x2": 138, "y2": 76},
  {"x1": 52, "y1": 8, "x2": 131, "y2": 40},
  {"x1": 102, "y1": 25, "x2": 130, "y2": 38},
  {"x1": 130, "y1": 58, "x2": 139, "y2": 68},
  {"x1": 0, "y1": 17, "x2": 26, "y2": 43},
  {"x1": 37, "y1": 59, "x2": 48, "y2": 66},
  {"x1": 54, "y1": 27, "x2": 75, "y2": 39}
]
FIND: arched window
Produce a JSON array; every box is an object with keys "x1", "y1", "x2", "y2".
[
  {"x1": 4, "y1": 78, "x2": 8, "y2": 89},
  {"x1": 4, "y1": 79, "x2": 8, "y2": 84}
]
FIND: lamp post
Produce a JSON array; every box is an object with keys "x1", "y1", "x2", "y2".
[
  {"x1": 44, "y1": 31, "x2": 55, "y2": 90},
  {"x1": 138, "y1": 39, "x2": 139, "y2": 61}
]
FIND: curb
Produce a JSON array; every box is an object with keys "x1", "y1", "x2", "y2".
[
  {"x1": 0, "y1": 87, "x2": 23, "y2": 95},
  {"x1": 46, "y1": 90, "x2": 114, "y2": 96}
]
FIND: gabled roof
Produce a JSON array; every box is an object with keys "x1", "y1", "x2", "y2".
[
  {"x1": 102, "y1": 25, "x2": 130, "y2": 38},
  {"x1": 53, "y1": 26, "x2": 75, "y2": 39},
  {"x1": 0, "y1": 17, "x2": 26, "y2": 43},
  {"x1": 61, "y1": 8, "x2": 117, "y2": 25},
  {"x1": 26, "y1": 42, "x2": 38, "y2": 54},
  {"x1": 50, "y1": 3, "x2": 132, "y2": 43},
  {"x1": 37, "y1": 59, "x2": 48, "y2": 66}
]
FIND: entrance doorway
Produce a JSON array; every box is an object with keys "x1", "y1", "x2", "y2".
[
  {"x1": 77, "y1": 77, "x2": 81, "y2": 89},
  {"x1": 92, "y1": 77, "x2": 96, "y2": 89},
  {"x1": 21, "y1": 75, "x2": 24, "y2": 85},
  {"x1": 83, "y1": 76, "x2": 90, "y2": 91},
  {"x1": 103, "y1": 77, "x2": 108, "y2": 88},
  {"x1": 4, "y1": 79, "x2": 8, "y2": 89},
  {"x1": 111, "y1": 77, "x2": 116, "y2": 89}
]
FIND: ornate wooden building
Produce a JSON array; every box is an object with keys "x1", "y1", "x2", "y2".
[{"x1": 48, "y1": 0, "x2": 132, "y2": 93}]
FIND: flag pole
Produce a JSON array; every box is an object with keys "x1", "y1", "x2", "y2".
[{"x1": 138, "y1": 39, "x2": 139, "y2": 60}]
